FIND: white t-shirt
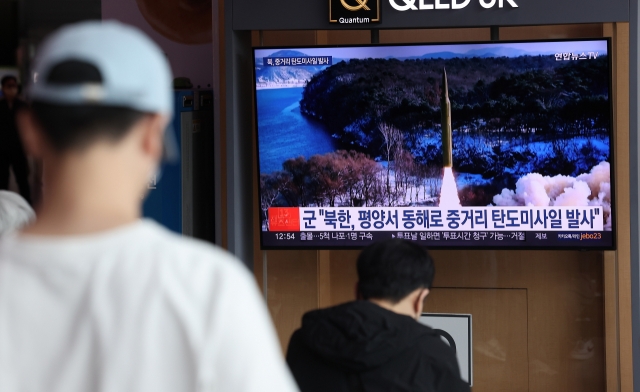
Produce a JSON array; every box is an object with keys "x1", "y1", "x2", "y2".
[{"x1": 0, "y1": 220, "x2": 298, "y2": 392}]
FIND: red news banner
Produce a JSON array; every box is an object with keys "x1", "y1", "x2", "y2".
[{"x1": 268, "y1": 206, "x2": 605, "y2": 232}]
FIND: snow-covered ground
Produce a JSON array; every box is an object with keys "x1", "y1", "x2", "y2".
[
  {"x1": 456, "y1": 173, "x2": 492, "y2": 187},
  {"x1": 410, "y1": 130, "x2": 610, "y2": 178}
]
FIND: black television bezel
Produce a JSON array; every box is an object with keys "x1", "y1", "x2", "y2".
[{"x1": 252, "y1": 37, "x2": 616, "y2": 251}]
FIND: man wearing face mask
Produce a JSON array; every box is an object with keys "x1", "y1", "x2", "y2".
[
  {"x1": 0, "y1": 76, "x2": 31, "y2": 204},
  {"x1": 287, "y1": 239, "x2": 470, "y2": 392}
]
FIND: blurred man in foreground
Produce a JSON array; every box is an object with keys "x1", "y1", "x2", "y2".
[
  {"x1": 287, "y1": 239, "x2": 469, "y2": 392},
  {"x1": 0, "y1": 75, "x2": 31, "y2": 203},
  {"x1": 0, "y1": 21, "x2": 297, "y2": 392}
]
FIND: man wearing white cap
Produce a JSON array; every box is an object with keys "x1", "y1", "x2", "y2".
[{"x1": 0, "y1": 21, "x2": 298, "y2": 392}]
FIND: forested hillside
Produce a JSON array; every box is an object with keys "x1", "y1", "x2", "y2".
[{"x1": 300, "y1": 55, "x2": 610, "y2": 174}]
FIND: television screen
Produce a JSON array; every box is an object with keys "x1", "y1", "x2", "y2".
[{"x1": 254, "y1": 39, "x2": 614, "y2": 250}]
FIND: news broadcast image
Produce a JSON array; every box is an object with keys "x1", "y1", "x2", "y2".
[{"x1": 254, "y1": 40, "x2": 614, "y2": 249}]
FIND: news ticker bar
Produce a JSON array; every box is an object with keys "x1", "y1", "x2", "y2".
[
  {"x1": 262, "y1": 230, "x2": 612, "y2": 248},
  {"x1": 267, "y1": 206, "x2": 605, "y2": 232}
]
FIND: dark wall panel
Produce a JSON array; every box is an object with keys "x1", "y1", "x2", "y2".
[
  {"x1": 22, "y1": 0, "x2": 101, "y2": 39},
  {"x1": 0, "y1": 0, "x2": 19, "y2": 65}
]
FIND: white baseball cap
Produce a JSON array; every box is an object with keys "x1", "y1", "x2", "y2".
[
  {"x1": 28, "y1": 20, "x2": 178, "y2": 160},
  {"x1": 29, "y1": 20, "x2": 173, "y2": 115}
]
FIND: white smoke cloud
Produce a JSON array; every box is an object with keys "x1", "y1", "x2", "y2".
[
  {"x1": 577, "y1": 161, "x2": 611, "y2": 201},
  {"x1": 553, "y1": 180, "x2": 591, "y2": 206},
  {"x1": 492, "y1": 188, "x2": 520, "y2": 206},
  {"x1": 493, "y1": 162, "x2": 611, "y2": 229}
]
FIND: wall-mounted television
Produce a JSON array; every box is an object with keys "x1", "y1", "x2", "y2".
[{"x1": 253, "y1": 39, "x2": 614, "y2": 250}]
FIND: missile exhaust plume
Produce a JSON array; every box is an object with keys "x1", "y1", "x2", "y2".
[{"x1": 440, "y1": 167, "x2": 461, "y2": 207}]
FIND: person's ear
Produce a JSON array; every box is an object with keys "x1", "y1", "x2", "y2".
[
  {"x1": 414, "y1": 288, "x2": 430, "y2": 319},
  {"x1": 140, "y1": 114, "x2": 169, "y2": 162},
  {"x1": 17, "y1": 110, "x2": 46, "y2": 158}
]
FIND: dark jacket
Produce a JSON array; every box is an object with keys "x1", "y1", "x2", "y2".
[{"x1": 286, "y1": 301, "x2": 470, "y2": 392}]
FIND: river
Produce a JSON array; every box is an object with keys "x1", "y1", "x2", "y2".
[{"x1": 257, "y1": 87, "x2": 336, "y2": 174}]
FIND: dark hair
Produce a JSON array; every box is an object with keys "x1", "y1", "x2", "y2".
[
  {"x1": 357, "y1": 239, "x2": 435, "y2": 303},
  {"x1": 1, "y1": 75, "x2": 17, "y2": 87},
  {"x1": 32, "y1": 103, "x2": 147, "y2": 151},
  {"x1": 30, "y1": 60, "x2": 147, "y2": 152}
]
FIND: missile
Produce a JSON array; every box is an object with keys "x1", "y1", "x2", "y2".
[{"x1": 441, "y1": 68, "x2": 453, "y2": 168}]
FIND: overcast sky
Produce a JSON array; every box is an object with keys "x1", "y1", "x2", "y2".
[{"x1": 255, "y1": 40, "x2": 608, "y2": 60}]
